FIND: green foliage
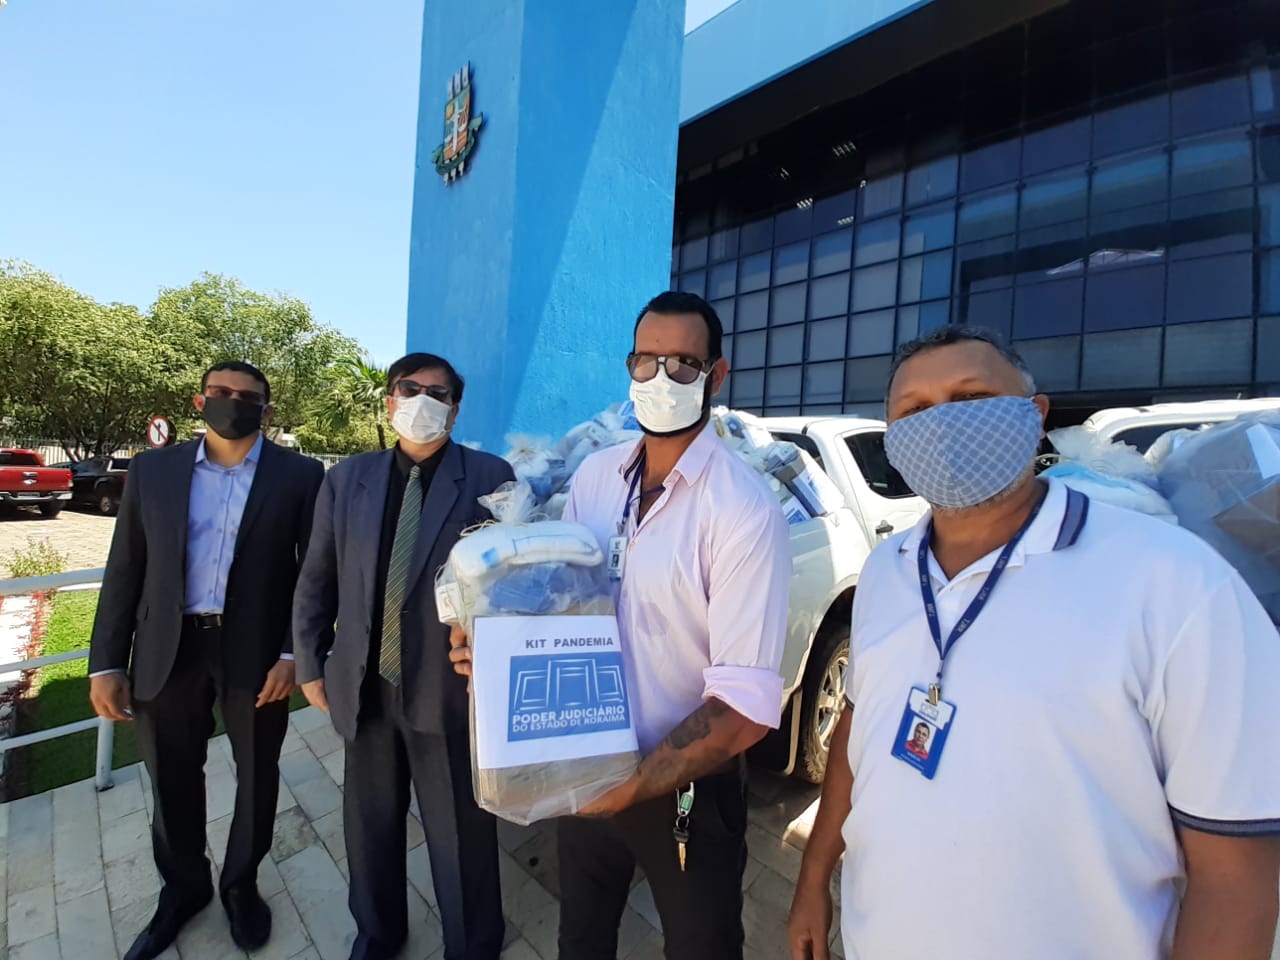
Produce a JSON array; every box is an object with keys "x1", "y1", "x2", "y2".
[
  {"x1": 308, "y1": 352, "x2": 391, "y2": 450},
  {"x1": 3, "y1": 536, "x2": 69, "y2": 579}
]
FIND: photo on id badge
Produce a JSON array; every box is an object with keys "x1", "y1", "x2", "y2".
[{"x1": 891, "y1": 686, "x2": 955, "y2": 779}]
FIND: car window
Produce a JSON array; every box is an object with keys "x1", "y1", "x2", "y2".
[
  {"x1": 769, "y1": 431, "x2": 825, "y2": 473},
  {"x1": 0, "y1": 452, "x2": 41, "y2": 466},
  {"x1": 109, "y1": 458, "x2": 131, "y2": 471},
  {"x1": 844, "y1": 431, "x2": 915, "y2": 499},
  {"x1": 71, "y1": 460, "x2": 103, "y2": 475}
]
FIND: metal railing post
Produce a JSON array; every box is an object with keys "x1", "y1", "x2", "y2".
[{"x1": 94, "y1": 716, "x2": 115, "y2": 791}]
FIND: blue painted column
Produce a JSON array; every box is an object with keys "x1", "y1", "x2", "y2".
[{"x1": 406, "y1": 0, "x2": 686, "y2": 452}]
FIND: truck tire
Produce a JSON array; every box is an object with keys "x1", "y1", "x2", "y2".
[
  {"x1": 796, "y1": 624, "x2": 850, "y2": 784},
  {"x1": 97, "y1": 491, "x2": 117, "y2": 516},
  {"x1": 39, "y1": 501, "x2": 64, "y2": 519}
]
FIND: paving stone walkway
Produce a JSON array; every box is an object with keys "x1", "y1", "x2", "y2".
[{"x1": 0, "y1": 705, "x2": 834, "y2": 960}]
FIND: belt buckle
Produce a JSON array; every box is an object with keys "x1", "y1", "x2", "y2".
[{"x1": 196, "y1": 613, "x2": 222, "y2": 629}]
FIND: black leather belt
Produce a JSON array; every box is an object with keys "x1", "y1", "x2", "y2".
[{"x1": 185, "y1": 613, "x2": 223, "y2": 630}]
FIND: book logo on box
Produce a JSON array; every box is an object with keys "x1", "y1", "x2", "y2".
[{"x1": 508, "y1": 652, "x2": 631, "y2": 741}]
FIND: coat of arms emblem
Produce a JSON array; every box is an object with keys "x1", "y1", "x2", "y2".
[{"x1": 432, "y1": 62, "x2": 484, "y2": 183}]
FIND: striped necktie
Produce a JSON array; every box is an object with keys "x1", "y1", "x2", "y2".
[{"x1": 379, "y1": 464, "x2": 422, "y2": 684}]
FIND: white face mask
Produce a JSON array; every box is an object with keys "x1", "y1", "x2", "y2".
[
  {"x1": 391, "y1": 394, "x2": 451, "y2": 444},
  {"x1": 629, "y1": 367, "x2": 709, "y2": 435}
]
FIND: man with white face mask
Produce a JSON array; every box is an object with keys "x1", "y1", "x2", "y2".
[
  {"x1": 293, "y1": 352, "x2": 514, "y2": 960},
  {"x1": 448, "y1": 292, "x2": 791, "y2": 959},
  {"x1": 788, "y1": 326, "x2": 1280, "y2": 960}
]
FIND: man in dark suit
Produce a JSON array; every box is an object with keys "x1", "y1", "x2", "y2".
[
  {"x1": 89, "y1": 361, "x2": 325, "y2": 959},
  {"x1": 293, "y1": 352, "x2": 514, "y2": 960}
]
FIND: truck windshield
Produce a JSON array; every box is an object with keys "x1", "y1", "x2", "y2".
[
  {"x1": 845, "y1": 432, "x2": 915, "y2": 499},
  {"x1": 0, "y1": 452, "x2": 41, "y2": 466}
]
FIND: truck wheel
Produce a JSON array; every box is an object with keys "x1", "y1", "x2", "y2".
[
  {"x1": 39, "y1": 501, "x2": 64, "y2": 519},
  {"x1": 97, "y1": 492, "x2": 117, "y2": 516},
  {"x1": 796, "y1": 625, "x2": 850, "y2": 784}
]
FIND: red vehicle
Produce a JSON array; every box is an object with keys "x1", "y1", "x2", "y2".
[{"x1": 0, "y1": 449, "x2": 73, "y2": 518}]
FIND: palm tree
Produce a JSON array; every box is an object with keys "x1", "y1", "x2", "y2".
[{"x1": 313, "y1": 353, "x2": 390, "y2": 448}]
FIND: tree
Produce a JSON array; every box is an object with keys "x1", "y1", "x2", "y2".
[{"x1": 309, "y1": 353, "x2": 390, "y2": 449}]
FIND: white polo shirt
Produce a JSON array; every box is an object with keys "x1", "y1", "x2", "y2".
[
  {"x1": 841, "y1": 479, "x2": 1280, "y2": 960},
  {"x1": 564, "y1": 423, "x2": 792, "y2": 753}
]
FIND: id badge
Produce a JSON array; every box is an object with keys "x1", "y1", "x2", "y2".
[
  {"x1": 890, "y1": 685, "x2": 956, "y2": 780},
  {"x1": 607, "y1": 536, "x2": 628, "y2": 581}
]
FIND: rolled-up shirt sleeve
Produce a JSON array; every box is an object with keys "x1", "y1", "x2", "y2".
[{"x1": 703, "y1": 495, "x2": 792, "y2": 728}]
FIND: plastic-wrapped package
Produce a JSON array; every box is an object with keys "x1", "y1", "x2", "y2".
[
  {"x1": 436, "y1": 480, "x2": 639, "y2": 824},
  {"x1": 1156, "y1": 415, "x2": 1280, "y2": 624},
  {"x1": 751, "y1": 442, "x2": 846, "y2": 518},
  {"x1": 1042, "y1": 462, "x2": 1177, "y2": 522},
  {"x1": 504, "y1": 435, "x2": 569, "y2": 501},
  {"x1": 1047, "y1": 425, "x2": 1159, "y2": 488},
  {"x1": 557, "y1": 405, "x2": 643, "y2": 477}
]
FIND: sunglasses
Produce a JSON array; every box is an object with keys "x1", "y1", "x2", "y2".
[
  {"x1": 625, "y1": 353, "x2": 714, "y2": 385},
  {"x1": 391, "y1": 379, "x2": 453, "y2": 403},
  {"x1": 204, "y1": 386, "x2": 267, "y2": 407}
]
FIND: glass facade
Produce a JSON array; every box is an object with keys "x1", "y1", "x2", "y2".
[{"x1": 671, "y1": 0, "x2": 1280, "y2": 420}]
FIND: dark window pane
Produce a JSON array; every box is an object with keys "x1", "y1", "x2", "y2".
[
  {"x1": 804, "y1": 361, "x2": 844, "y2": 405},
  {"x1": 846, "y1": 356, "x2": 893, "y2": 403},
  {"x1": 1169, "y1": 188, "x2": 1253, "y2": 259},
  {"x1": 855, "y1": 218, "x2": 901, "y2": 266},
  {"x1": 956, "y1": 236, "x2": 1017, "y2": 295},
  {"x1": 812, "y1": 230, "x2": 853, "y2": 276},
  {"x1": 1016, "y1": 335, "x2": 1081, "y2": 392},
  {"x1": 963, "y1": 288, "x2": 1013, "y2": 340},
  {"x1": 739, "y1": 252, "x2": 771, "y2": 293},
  {"x1": 1171, "y1": 134, "x2": 1252, "y2": 197},
  {"x1": 1022, "y1": 117, "x2": 1091, "y2": 176},
  {"x1": 1254, "y1": 68, "x2": 1280, "y2": 121},
  {"x1": 1093, "y1": 94, "x2": 1170, "y2": 158},
  {"x1": 680, "y1": 271, "x2": 705, "y2": 299},
  {"x1": 681, "y1": 236, "x2": 708, "y2": 271},
  {"x1": 807, "y1": 317, "x2": 847, "y2": 361},
  {"x1": 1085, "y1": 264, "x2": 1166, "y2": 331},
  {"x1": 1259, "y1": 315, "x2": 1280, "y2": 382},
  {"x1": 1013, "y1": 278, "x2": 1083, "y2": 339},
  {"x1": 906, "y1": 155, "x2": 958, "y2": 206},
  {"x1": 707, "y1": 262, "x2": 736, "y2": 300},
  {"x1": 711, "y1": 298, "x2": 734, "y2": 334},
  {"x1": 809, "y1": 273, "x2": 850, "y2": 319},
  {"x1": 735, "y1": 330, "x2": 766, "y2": 368},
  {"x1": 1095, "y1": 29, "x2": 1165, "y2": 99},
  {"x1": 769, "y1": 326, "x2": 805, "y2": 367},
  {"x1": 1163, "y1": 318, "x2": 1253, "y2": 386},
  {"x1": 1166, "y1": 253, "x2": 1252, "y2": 324},
  {"x1": 899, "y1": 252, "x2": 953, "y2": 304},
  {"x1": 773, "y1": 242, "x2": 810, "y2": 285},
  {"x1": 740, "y1": 218, "x2": 773, "y2": 255},
  {"x1": 846, "y1": 432, "x2": 914, "y2": 499},
  {"x1": 733, "y1": 369, "x2": 764, "y2": 409},
  {"x1": 898, "y1": 300, "x2": 950, "y2": 343},
  {"x1": 1092, "y1": 151, "x2": 1168, "y2": 216},
  {"x1": 708, "y1": 228, "x2": 739, "y2": 263},
  {"x1": 957, "y1": 188, "x2": 1017, "y2": 243},
  {"x1": 1021, "y1": 170, "x2": 1087, "y2": 231},
  {"x1": 902, "y1": 204, "x2": 955, "y2": 255},
  {"x1": 1090, "y1": 201, "x2": 1170, "y2": 247},
  {"x1": 1261, "y1": 185, "x2": 1280, "y2": 248},
  {"x1": 961, "y1": 138, "x2": 1020, "y2": 193},
  {"x1": 771, "y1": 282, "x2": 807, "y2": 327},
  {"x1": 852, "y1": 264, "x2": 898, "y2": 313},
  {"x1": 1172, "y1": 75, "x2": 1252, "y2": 139},
  {"x1": 860, "y1": 173, "x2": 904, "y2": 219},
  {"x1": 775, "y1": 206, "x2": 813, "y2": 246},
  {"x1": 813, "y1": 191, "x2": 856, "y2": 233},
  {"x1": 737, "y1": 290, "x2": 769, "y2": 331},
  {"x1": 1018, "y1": 221, "x2": 1088, "y2": 283},
  {"x1": 1260, "y1": 131, "x2": 1280, "y2": 184},
  {"x1": 1081, "y1": 328, "x2": 1163, "y2": 389},
  {"x1": 1260, "y1": 251, "x2": 1280, "y2": 313},
  {"x1": 848, "y1": 310, "x2": 895, "y2": 357}
]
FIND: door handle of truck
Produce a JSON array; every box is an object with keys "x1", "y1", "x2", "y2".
[{"x1": 875, "y1": 521, "x2": 894, "y2": 538}]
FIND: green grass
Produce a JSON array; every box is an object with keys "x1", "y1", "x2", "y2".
[{"x1": 10, "y1": 590, "x2": 309, "y2": 799}]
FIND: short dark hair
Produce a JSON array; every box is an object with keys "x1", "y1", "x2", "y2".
[
  {"x1": 886, "y1": 326, "x2": 1036, "y2": 398},
  {"x1": 387, "y1": 352, "x2": 465, "y2": 402},
  {"x1": 201, "y1": 361, "x2": 271, "y2": 403},
  {"x1": 633, "y1": 291, "x2": 724, "y2": 361}
]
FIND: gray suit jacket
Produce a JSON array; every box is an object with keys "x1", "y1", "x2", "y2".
[
  {"x1": 89, "y1": 438, "x2": 325, "y2": 699},
  {"x1": 292, "y1": 441, "x2": 514, "y2": 740}
]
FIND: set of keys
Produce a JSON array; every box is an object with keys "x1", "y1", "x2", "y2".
[{"x1": 673, "y1": 783, "x2": 695, "y2": 872}]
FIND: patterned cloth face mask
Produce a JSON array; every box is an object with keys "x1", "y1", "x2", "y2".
[{"x1": 883, "y1": 395, "x2": 1043, "y2": 509}]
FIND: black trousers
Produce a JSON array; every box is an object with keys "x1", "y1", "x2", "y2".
[
  {"x1": 132, "y1": 622, "x2": 289, "y2": 908},
  {"x1": 557, "y1": 760, "x2": 749, "y2": 960},
  {"x1": 344, "y1": 678, "x2": 504, "y2": 960}
]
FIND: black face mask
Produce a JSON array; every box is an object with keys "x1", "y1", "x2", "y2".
[{"x1": 202, "y1": 396, "x2": 264, "y2": 440}]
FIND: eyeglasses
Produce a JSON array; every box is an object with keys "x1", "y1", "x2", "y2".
[
  {"x1": 391, "y1": 379, "x2": 453, "y2": 403},
  {"x1": 204, "y1": 386, "x2": 267, "y2": 406},
  {"x1": 625, "y1": 353, "x2": 714, "y2": 385}
]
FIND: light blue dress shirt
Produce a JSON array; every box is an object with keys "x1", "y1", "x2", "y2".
[{"x1": 185, "y1": 434, "x2": 263, "y2": 615}]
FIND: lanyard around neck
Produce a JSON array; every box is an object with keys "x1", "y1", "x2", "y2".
[{"x1": 621, "y1": 448, "x2": 665, "y2": 531}]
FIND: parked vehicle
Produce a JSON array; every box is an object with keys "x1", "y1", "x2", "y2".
[
  {"x1": 1078, "y1": 398, "x2": 1280, "y2": 453},
  {"x1": 0, "y1": 449, "x2": 73, "y2": 518},
  {"x1": 49, "y1": 457, "x2": 131, "y2": 515},
  {"x1": 743, "y1": 414, "x2": 928, "y2": 782}
]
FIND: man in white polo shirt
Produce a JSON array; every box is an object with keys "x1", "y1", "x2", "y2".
[
  {"x1": 451, "y1": 291, "x2": 791, "y2": 959},
  {"x1": 788, "y1": 326, "x2": 1280, "y2": 960}
]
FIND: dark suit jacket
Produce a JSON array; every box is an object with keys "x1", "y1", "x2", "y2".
[
  {"x1": 292, "y1": 442, "x2": 515, "y2": 740},
  {"x1": 89, "y1": 438, "x2": 325, "y2": 700}
]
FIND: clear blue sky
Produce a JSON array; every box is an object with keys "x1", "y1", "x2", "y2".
[{"x1": 0, "y1": 0, "x2": 733, "y2": 365}]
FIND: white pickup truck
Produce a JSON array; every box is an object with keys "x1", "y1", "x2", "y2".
[{"x1": 741, "y1": 414, "x2": 927, "y2": 782}]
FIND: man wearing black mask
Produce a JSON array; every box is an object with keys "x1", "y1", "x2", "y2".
[{"x1": 89, "y1": 361, "x2": 325, "y2": 959}]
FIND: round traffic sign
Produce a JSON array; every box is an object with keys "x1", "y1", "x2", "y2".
[{"x1": 146, "y1": 416, "x2": 173, "y2": 449}]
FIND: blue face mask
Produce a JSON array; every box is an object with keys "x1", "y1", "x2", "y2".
[{"x1": 884, "y1": 396, "x2": 1043, "y2": 510}]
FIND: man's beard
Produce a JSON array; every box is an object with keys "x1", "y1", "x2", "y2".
[
  {"x1": 929, "y1": 462, "x2": 1037, "y2": 517},
  {"x1": 638, "y1": 378, "x2": 714, "y2": 439}
]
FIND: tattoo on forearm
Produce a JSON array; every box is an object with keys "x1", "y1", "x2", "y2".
[
  {"x1": 635, "y1": 699, "x2": 736, "y2": 802},
  {"x1": 666, "y1": 699, "x2": 725, "y2": 749}
]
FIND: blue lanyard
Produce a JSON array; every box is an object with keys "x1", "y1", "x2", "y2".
[
  {"x1": 620, "y1": 449, "x2": 664, "y2": 533},
  {"x1": 918, "y1": 491, "x2": 1047, "y2": 704}
]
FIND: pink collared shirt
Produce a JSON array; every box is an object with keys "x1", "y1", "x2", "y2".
[{"x1": 563, "y1": 422, "x2": 791, "y2": 753}]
